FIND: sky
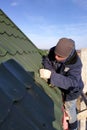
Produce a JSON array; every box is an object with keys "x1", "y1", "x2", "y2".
[{"x1": 1, "y1": 0, "x2": 87, "y2": 49}]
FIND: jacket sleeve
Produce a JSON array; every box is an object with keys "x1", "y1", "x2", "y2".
[
  {"x1": 50, "y1": 61, "x2": 83, "y2": 90},
  {"x1": 42, "y1": 46, "x2": 56, "y2": 71},
  {"x1": 42, "y1": 56, "x2": 54, "y2": 71}
]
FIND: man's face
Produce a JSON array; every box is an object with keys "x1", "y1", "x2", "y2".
[{"x1": 55, "y1": 54, "x2": 67, "y2": 62}]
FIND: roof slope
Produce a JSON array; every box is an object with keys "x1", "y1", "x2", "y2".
[{"x1": 0, "y1": 9, "x2": 62, "y2": 130}]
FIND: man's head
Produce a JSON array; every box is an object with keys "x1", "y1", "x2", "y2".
[{"x1": 54, "y1": 38, "x2": 75, "y2": 62}]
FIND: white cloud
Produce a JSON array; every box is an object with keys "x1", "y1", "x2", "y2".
[
  {"x1": 20, "y1": 14, "x2": 87, "y2": 49},
  {"x1": 28, "y1": 33, "x2": 58, "y2": 49},
  {"x1": 36, "y1": 22, "x2": 87, "y2": 36},
  {"x1": 26, "y1": 22, "x2": 87, "y2": 49},
  {"x1": 25, "y1": 14, "x2": 45, "y2": 24},
  {"x1": 28, "y1": 32, "x2": 87, "y2": 50},
  {"x1": 11, "y1": 2, "x2": 18, "y2": 6}
]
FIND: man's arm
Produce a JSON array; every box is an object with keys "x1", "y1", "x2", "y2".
[{"x1": 42, "y1": 46, "x2": 56, "y2": 71}]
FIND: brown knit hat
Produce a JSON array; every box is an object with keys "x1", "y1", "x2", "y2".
[{"x1": 55, "y1": 38, "x2": 75, "y2": 57}]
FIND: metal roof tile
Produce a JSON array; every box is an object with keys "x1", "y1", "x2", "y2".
[
  {"x1": 0, "y1": 63, "x2": 26, "y2": 101},
  {"x1": 0, "y1": 59, "x2": 56, "y2": 130},
  {"x1": 0, "y1": 89, "x2": 12, "y2": 125}
]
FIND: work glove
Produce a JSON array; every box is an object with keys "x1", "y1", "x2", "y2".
[{"x1": 39, "y1": 69, "x2": 51, "y2": 79}]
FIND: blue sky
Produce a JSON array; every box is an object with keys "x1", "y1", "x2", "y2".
[{"x1": 1, "y1": 0, "x2": 87, "y2": 49}]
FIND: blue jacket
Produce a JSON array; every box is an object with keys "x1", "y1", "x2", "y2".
[{"x1": 42, "y1": 47, "x2": 84, "y2": 101}]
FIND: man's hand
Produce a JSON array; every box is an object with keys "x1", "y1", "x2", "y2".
[{"x1": 39, "y1": 69, "x2": 51, "y2": 79}]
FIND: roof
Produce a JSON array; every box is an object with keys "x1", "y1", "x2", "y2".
[{"x1": 0, "y1": 9, "x2": 62, "y2": 130}]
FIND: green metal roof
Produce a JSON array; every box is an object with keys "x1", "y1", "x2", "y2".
[{"x1": 0, "y1": 9, "x2": 62, "y2": 130}]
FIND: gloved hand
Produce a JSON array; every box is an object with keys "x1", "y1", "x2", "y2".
[
  {"x1": 39, "y1": 69, "x2": 51, "y2": 79},
  {"x1": 42, "y1": 56, "x2": 55, "y2": 71}
]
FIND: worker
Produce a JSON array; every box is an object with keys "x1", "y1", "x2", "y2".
[{"x1": 39, "y1": 38, "x2": 84, "y2": 130}]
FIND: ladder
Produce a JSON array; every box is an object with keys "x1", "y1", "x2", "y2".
[{"x1": 77, "y1": 92, "x2": 87, "y2": 130}]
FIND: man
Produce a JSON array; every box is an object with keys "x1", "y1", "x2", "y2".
[{"x1": 40, "y1": 38, "x2": 84, "y2": 130}]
